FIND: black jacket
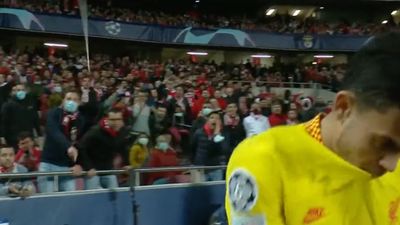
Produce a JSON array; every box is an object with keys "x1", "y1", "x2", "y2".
[
  {"x1": 167, "y1": 97, "x2": 192, "y2": 125},
  {"x1": 41, "y1": 108, "x2": 86, "y2": 167},
  {"x1": 77, "y1": 125, "x2": 129, "y2": 170},
  {"x1": 191, "y1": 127, "x2": 228, "y2": 166},
  {"x1": 1, "y1": 97, "x2": 41, "y2": 144},
  {"x1": 149, "y1": 112, "x2": 170, "y2": 141}
]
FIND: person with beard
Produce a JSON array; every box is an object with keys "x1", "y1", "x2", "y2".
[
  {"x1": 259, "y1": 97, "x2": 272, "y2": 117},
  {"x1": 243, "y1": 103, "x2": 270, "y2": 137},
  {"x1": 0, "y1": 145, "x2": 35, "y2": 197},
  {"x1": 0, "y1": 84, "x2": 41, "y2": 149},
  {"x1": 77, "y1": 109, "x2": 128, "y2": 189}
]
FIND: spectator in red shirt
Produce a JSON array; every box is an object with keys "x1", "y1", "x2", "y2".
[
  {"x1": 146, "y1": 134, "x2": 180, "y2": 185},
  {"x1": 15, "y1": 132, "x2": 41, "y2": 172},
  {"x1": 268, "y1": 99, "x2": 287, "y2": 127},
  {"x1": 214, "y1": 90, "x2": 227, "y2": 110},
  {"x1": 191, "y1": 89, "x2": 210, "y2": 118}
]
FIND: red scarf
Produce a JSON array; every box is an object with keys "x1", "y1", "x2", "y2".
[
  {"x1": 62, "y1": 111, "x2": 78, "y2": 141},
  {"x1": 203, "y1": 123, "x2": 214, "y2": 138},
  {"x1": 99, "y1": 117, "x2": 118, "y2": 137},
  {"x1": 0, "y1": 163, "x2": 15, "y2": 173}
]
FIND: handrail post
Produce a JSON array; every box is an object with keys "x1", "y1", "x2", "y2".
[
  {"x1": 54, "y1": 175, "x2": 59, "y2": 192},
  {"x1": 135, "y1": 171, "x2": 140, "y2": 186}
]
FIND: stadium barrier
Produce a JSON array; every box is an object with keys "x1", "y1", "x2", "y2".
[{"x1": 0, "y1": 166, "x2": 226, "y2": 225}]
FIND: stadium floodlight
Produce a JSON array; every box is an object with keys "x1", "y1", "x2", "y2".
[
  {"x1": 44, "y1": 43, "x2": 68, "y2": 48},
  {"x1": 314, "y1": 55, "x2": 334, "y2": 59},
  {"x1": 391, "y1": 10, "x2": 398, "y2": 16},
  {"x1": 292, "y1": 9, "x2": 301, "y2": 17},
  {"x1": 251, "y1": 54, "x2": 272, "y2": 58},
  {"x1": 382, "y1": 20, "x2": 388, "y2": 24},
  {"x1": 187, "y1": 51, "x2": 208, "y2": 56},
  {"x1": 266, "y1": 9, "x2": 276, "y2": 16}
]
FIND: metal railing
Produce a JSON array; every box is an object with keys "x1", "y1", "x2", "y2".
[
  {"x1": 222, "y1": 80, "x2": 332, "y2": 90},
  {"x1": 0, "y1": 165, "x2": 227, "y2": 191}
]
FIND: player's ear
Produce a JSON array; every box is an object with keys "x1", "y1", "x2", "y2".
[{"x1": 332, "y1": 91, "x2": 355, "y2": 124}]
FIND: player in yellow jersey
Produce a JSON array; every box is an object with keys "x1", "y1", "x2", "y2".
[{"x1": 226, "y1": 32, "x2": 400, "y2": 225}]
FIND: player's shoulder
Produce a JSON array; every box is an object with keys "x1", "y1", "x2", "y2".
[{"x1": 234, "y1": 125, "x2": 302, "y2": 154}]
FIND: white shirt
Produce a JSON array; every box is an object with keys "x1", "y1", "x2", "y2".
[{"x1": 243, "y1": 113, "x2": 270, "y2": 137}]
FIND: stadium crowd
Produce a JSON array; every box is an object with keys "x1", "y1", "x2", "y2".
[
  {"x1": 1, "y1": 0, "x2": 399, "y2": 35},
  {"x1": 0, "y1": 46, "x2": 334, "y2": 196}
]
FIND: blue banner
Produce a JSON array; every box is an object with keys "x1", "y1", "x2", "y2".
[
  {"x1": 0, "y1": 183, "x2": 225, "y2": 225},
  {"x1": 0, "y1": 8, "x2": 370, "y2": 51}
]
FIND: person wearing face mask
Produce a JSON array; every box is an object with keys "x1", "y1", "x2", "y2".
[
  {"x1": 38, "y1": 91, "x2": 85, "y2": 193},
  {"x1": 77, "y1": 109, "x2": 129, "y2": 189},
  {"x1": 129, "y1": 133, "x2": 150, "y2": 168},
  {"x1": 0, "y1": 84, "x2": 41, "y2": 149},
  {"x1": 243, "y1": 102, "x2": 270, "y2": 137},
  {"x1": 146, "y1": 134, "x2": 180, "y2": 185},
  {"x1": 190, "y1": 102, "x2": 213, "y2": 137}
]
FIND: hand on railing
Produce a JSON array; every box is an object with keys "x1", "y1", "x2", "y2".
[
  {"x1": 70, "y1": 164, "x2": 83, "y2": 176},
  {"x1": 8, "y1": 183, "x2": 34, "y2": 198},
  {"x1": 87, "y1": 169, "x2": 97, "y2": 177}
]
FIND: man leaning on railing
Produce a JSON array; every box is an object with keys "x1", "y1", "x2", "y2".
[{"x1": 0, "y1": 145, "x2": 35, "y2": 197}]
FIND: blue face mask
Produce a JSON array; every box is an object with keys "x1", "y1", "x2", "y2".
[
  {"x1": 202, "y1": 108, "x2": 213, "y2": 116},
  {"x1": 16, "y1": 90, "x2": 26, "y2": 100},
  {"x1": 64, "y1": 100, "x2": 78, "y2": 113},
  {"x1": 158, "y1": 142, "x2": 169, "y2": 151}
]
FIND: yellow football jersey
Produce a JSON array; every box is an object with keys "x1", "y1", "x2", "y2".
[{"x1": 226, "y1": 125, "x2": 400, "y2": 225}]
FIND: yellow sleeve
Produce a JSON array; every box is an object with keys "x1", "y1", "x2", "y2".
[
  {"x1": 129, "y1": 145, "x2": 142, "y2": 168},
  {"x1": 225, "y1": 131, "x2": 286, "y2": 225}
]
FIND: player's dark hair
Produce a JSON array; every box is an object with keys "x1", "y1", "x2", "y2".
[{"x1": 341, "y1": 32, "x2": 400, "y2": 112}]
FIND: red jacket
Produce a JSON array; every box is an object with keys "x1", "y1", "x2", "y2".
[
  {"x1": 192, "y1": 97, "x2": 206, "y2": 118},
  {"x1": 217, "y1": 98, "x2": 227, "y2": 110},
  {"x1": 15, "y1": 147, "x2": 41, "y2": 172},
  {"x1": 269, "y1": 114, "x2": 288, "y2": 127},
  {"x1": 146, "y1": 149, "x2": 180, "y2": 185}
]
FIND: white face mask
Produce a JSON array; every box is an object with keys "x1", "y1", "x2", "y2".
[{"x1": 138, "y1": 137, "x2": 149, "y2": 146}]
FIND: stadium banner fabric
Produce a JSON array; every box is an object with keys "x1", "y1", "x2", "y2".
[{"x1": 0, "y1": 8, "x2": 370, "y2": 51}]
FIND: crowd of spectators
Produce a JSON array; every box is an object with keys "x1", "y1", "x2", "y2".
[
  {"x1": 1, "y1": 0, "x2": 399, "y2": 35},
  {"x1": 0, "y1": 46, "x2": 333, "y2": 196}
]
